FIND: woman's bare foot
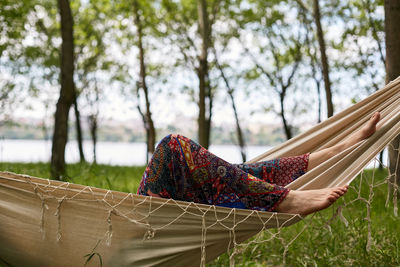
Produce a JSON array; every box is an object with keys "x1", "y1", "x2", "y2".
[
  {"x1": 348, "y1": 111, "x2": 380, "y2": 145},
  {"x1": 308, "y1": 112, "x2": 381, "y2": 171},
  {"x1": 276, "y1": 186, "x2": 348, "y2": 215}
]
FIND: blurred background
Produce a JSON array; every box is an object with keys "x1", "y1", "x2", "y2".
[{"x1": 0, "y1": 0, "x2": 392, "y2": 178}]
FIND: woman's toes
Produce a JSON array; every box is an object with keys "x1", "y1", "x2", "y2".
[
  {"x1": 373, "y1": 112, "x2": 380, "y2": 122},
  {"x1": 337, "y1": 188, "x2": 346, "y2": 195},
  {"x1": 328, "y1": 194, "x2": 337, "y2": 202},
  {"x1": 368, "y1": 112, "x2": 380, "y2": 127}
]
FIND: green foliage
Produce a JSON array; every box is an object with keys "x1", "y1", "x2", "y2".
[
  {"x1": 237, "y1": 0, "x2": 307, "y2": 139},
  {"x1": 335, "y1": 0, "x2": 385, "y2": 93},
  {"x1": 0, "y1": 1, "x2": 36, "y2": 56},
  {"x1": 1, "y1": 0, "x2": 387, "y2": 146},
  {"x1": 209, "y1": 169, "x2": 400, "y2": 266}
]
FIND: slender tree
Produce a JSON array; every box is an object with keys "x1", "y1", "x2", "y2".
[
  {"x1": 385, "y1": 0, "x2": 400, "y2": 192},
  {"x1": 240, "y1": 1, "x2": 304, "y2": 140},
  {"x1": 87, "y1": 82, "x2": 99, "y2": 164},
  {"x1": 295, "y1": 0, "x2": 334, "y2": 118},
  {"x1": 74, "y1": 0, "x2": 114, "y2": 165},
  {"x1": 74, "y1": 95, "x2": 85, "y2": 162},
  {"x1": 160, "y1": 0, "x2": 221, "y2": 149},
  {"x1": 214, "y1": 48, "x2": 246, "y2": 162},
  {"x1": 51, "y1": 0, "x2": 75, "y2": 179},
  {"x1": 246, "y1": 45, "x2": 302, "y2": 140},
  {"x1": 313, "y1": 0, "x2": 333, "y2": 117},
  {"x1": 299, "y1": 5, "x2": 323, "y2": 123},
  {"x1": 197, "y1": 0, "x2": 213, "y2": 148},
  {"x1": 133, "y1": 0, "x2": 156, "y2": 161}
]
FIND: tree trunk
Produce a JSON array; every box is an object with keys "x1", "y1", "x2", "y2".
[
  {"x1": 279, "y1": 90, "x2": 292, "y2": 140},
  {"x1": 379, "y1": 151, "x2": 384, "y2": 171},
  {"x1": 231, "y1": 93, "x2": 246, "y2": 162},
  {"x1": 385, "y1": 0, "x2": 400, "y2": 193},
  {"x1": 133, "y1": 0, "x2": 156, "y2": 160},
  {"x1": 89, "y1": 114, "x2": 97, "y2": 164},
  {"x1": 73, "y1": 94, "x2": 85, "y2": 162},
  {"x1": 89, "y1": 83, "x2": 99, "y2": 164},
  {"x1": 313, "y1": 0, "x2": 334, "y2": 117},
  {"x1": 316, "y1": 76, "x2": 322, "y2": 123},
  {"x1": 300, "y1": 4, "x2": 322, "y2": 123},
  {"x1": 197, "y1": 0, "x2": 212, "y2": 149},
  {"x1": 214, "y1": 50, "x2": 246, "y2": 162},
  {"x1": 136, "y1": 99, "x2": 148, "y2": 163},
  {"x1": 51, "y1": 0, "x2": 75, "y2": 180},
  {"x1": 309, "y1": 47, "x2": 322, "y2": 123}
]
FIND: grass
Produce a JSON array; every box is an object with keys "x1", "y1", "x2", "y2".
[
  {"x1": 0, "y1": 162, "x2": 145, "y2": 194},
  {"x1": 0, "y1": 162, "x2": 399, "y2": 266},
  {"x1": 210, "y1": 168, "x2": 400, "y2": 266}
]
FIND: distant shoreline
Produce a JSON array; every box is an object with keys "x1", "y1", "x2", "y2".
[{"x1": 0, "y1": 139, "x2": 272, "y2": 166}]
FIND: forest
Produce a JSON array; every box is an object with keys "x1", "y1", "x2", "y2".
[{"x1": 1, "y1": 0, "x2": 399, "y2": 181}]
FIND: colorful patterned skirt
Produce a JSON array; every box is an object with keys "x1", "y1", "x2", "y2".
[{"x1": 137, "y1": 134, "x2": 309, "y2": 211}]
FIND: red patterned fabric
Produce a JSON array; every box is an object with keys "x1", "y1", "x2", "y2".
[{"x1": 138, "y1": 135, "x2": 309, "y2": 211}]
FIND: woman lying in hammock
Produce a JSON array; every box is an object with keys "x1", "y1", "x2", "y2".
[{"x1": 138, "y1": 112, "x2": 381, "y2": 216}]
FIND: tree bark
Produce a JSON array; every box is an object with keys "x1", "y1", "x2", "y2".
[
  {"x1": 306, "y1": 27, "x2": 322, "y2": 123},
  {"x1": 279, "y1": 90, "x2": 292, "y2": 140},
  {"x1": 136, "y1": 98, "x2": 149, "y2": 163},
  {"x1": 197, "y1": 0, "x2": 212, "y2": 149},
  {"x1": 313, "y1": 0, "x2": 334, "y2": 117},
  {"x1": 51, "y1": 0, "x2": 75, "y2": 180},
  {"x1": 315, "y1": 70, "x2": 322, "y2": 123},
  {"x1": 73, "y1": 94, "x2": 85, "y2": 162},
  {"x1": 214, "y1": 49, "x2": 246, "y2": 162},
  {"x1": 385, "y1": 0, "x2": 400, "y2": 193},
  {"x1": 89, "y1": 114, "x2": 98, "y2": 164},
  {"x1": 133, "y1": 0, "x2": 156, "y2": 160},
  {"x1": 89, "y1": 83, "x2": 99, "y2": 164}
]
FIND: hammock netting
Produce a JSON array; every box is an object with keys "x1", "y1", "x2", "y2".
[{"x1": 1, "y1": 78, "x2": 400, "y2": 266}]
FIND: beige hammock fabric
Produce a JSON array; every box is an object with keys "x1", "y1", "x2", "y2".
[{"x1": 1, "y1": 77, "x2": 400, "y2": 267}]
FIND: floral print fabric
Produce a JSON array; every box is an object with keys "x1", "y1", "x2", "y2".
[{"x1": 137, "y1": 134, "x2": 309, "y2": 211}]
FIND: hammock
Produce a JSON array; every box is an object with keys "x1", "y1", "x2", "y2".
[{"x1": 1, "y1": 78, "x2": 400, "y2": 267}]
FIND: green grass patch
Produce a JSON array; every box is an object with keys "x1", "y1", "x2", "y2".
[
  {"x1": 0, "y1": 163, "x2": 399, "y2": 266},
  {"x1": 0, "y1": 162, "x2": 145, "y2": 193},
  {"x1": 209, "y1": 169, "x2": 400, "y2": 266}
]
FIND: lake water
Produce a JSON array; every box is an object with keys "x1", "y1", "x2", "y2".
[
  {"x1": 0, "y1": 139, "x2": 270, "y2": 166},
  {"x1": 0, "y1": 139, "x2": 386, "y2": 168}
]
